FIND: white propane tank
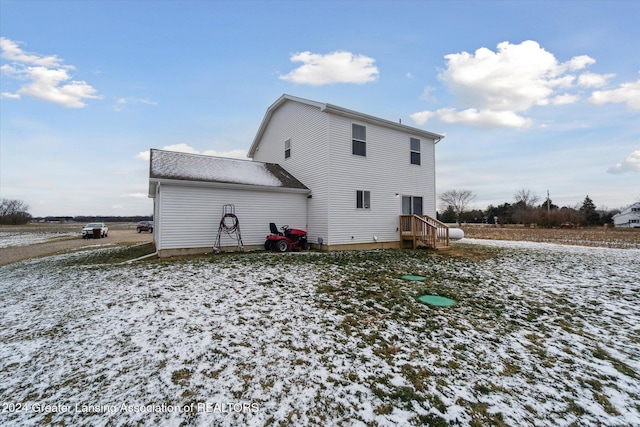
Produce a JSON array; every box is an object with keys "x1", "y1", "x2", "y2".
[
  {"x1": 449, "y1": 228, "x2": 464, "y2": 240},
  {"x1": 438, "y1": 228, "x2": 465, "y2": 240}
]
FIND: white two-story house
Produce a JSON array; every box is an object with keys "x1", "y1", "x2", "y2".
[
  {"x1": 612, "y1": 202, "x2": 640, "y2": 228},
  {"x1": 149, "y1": 94, "x2": 446, "y2": 256}
]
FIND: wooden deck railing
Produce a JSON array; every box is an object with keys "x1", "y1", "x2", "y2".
[{"x1": 399, "y1": 215, "x2": 450, "y2": 249}]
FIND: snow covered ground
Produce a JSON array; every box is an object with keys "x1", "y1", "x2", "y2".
[
  {"x1": 0, "y1": 231, "x2": 77, "y2": 248},
  {"x1": 0, "y1": 240, "x2": 638, "y2": 426}
]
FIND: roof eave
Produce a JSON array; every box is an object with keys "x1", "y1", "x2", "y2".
[
  {"x1": 148, "y1": 177, "x2": 310, "y2": 194},
  {"x1": 321, "y1": 103, "x2": 445, "y2": 142}
]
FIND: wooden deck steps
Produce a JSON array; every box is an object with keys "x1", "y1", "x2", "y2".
[{"x1": 399, "y1": 215, "x2": 450, "y2": 250}]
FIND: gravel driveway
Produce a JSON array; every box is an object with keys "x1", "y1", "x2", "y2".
[{"x1": 0, "y1": 230, "x2": 153, "y2": 266}]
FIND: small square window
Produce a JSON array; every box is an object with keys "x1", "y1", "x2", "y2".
[
  {"x1": 357, "y1": 190, "x2": 371, "y2": 209},
  {"x1": 285, "y1": 139, "x2": 291, "y2": 159}
]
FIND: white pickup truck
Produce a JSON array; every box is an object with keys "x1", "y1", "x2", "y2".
[{"x1": 82, "y1": 222, "x2": 108, "y2": 239}]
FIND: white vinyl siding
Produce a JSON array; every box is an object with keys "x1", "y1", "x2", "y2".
[
  {"x1": 250, "y1": 101, "x2": 329, "y2": 245},
  {"x1": 250, "y1": 96, "x2": 438, "y2": 247},
  {"x1": 156, "y1": 184, "x2": 307, "y2": 250},
  {"x1": 326, "y1": 114, "x2": 436, "y2": 246}
]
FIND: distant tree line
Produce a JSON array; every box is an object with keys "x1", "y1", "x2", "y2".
[
  {"x1": 438, "y1": 189, "x2": 622, "y2": 227},
  {"x1": 34, "y1": 215, "x2": 153, "y2": 223},
  {"x1": 0, "y1": 198, "x2": 152, "y2": 225}
]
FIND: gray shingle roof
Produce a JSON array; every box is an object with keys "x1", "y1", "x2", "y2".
[{"x1": 149, "y1": 149, "x2": 308, "y2": 190}]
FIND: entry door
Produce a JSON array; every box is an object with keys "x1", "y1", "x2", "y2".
[{"x1": 402, "y1": 196, "x2": 423, "y2": 215}]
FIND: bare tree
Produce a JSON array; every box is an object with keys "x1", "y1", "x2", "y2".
[
  {"x1": 514, "y1": 188, "x2": 539, "y2": 209},
  {"x1": 512, "y1": 188, "x2": 540, "y2": 225},
  {"x1": 439, "y1": 189, "x2": 476, "y2": 225},
  {"x1": 0, "y1": 198, "x2": 32, "y2": 225}
]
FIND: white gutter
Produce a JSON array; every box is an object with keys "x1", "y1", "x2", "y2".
[{"x1": 148, "y1": 177, "x2": 311, "y2": 194}]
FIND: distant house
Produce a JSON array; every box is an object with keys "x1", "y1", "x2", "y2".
[
  {"x1": 612, "y1": 202, "x2": 640, "y2": 228},
  {"x1": 149, "y1": 94, "x2": 447, "y2": 256}
]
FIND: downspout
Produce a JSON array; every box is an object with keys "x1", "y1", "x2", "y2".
[{"x1": 148, "y1": 181, "x2": 160, "y2": 258}]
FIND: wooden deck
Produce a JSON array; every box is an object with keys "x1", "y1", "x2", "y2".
[{"x1": 399, "y1": 215, "x2": 450, "y2": 249}]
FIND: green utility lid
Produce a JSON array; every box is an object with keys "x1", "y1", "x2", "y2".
[
  {"x1": 418, "y1": 295, "x2": 456, "y2": 307},
  {"x1": 402, "y1": 275, "x2": 426, "y2": 281}
]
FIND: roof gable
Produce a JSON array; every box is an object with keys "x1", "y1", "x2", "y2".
[
  {"x1": 149, "y1": 149, "x2": 308, "y2": 190},
  {"x1": 248, "y1": 94, "x2": 445, "y2": 158}
]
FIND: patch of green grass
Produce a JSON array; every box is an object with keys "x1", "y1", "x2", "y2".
[
  {"x1": 62, "y1": 242, "x2": 157, "y2": 265},
  {"x1": 592, "y1": 346, "x2": 638, "y2": 379},
  {"x1": 413, "y1": 413, "x2": 449, "y2": 427},
  {"x1": 565, "y1": 399, "x2": 586, "y2": 417},
  {"x1": 594, "y1": 392, "x2": 620, "y2": 415},
  {"x1": 171, "y1": 368, "x2": 191, "y2": 386}
]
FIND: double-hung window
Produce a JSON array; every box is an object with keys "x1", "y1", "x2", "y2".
[
  {"x1": 285, "y1": 139, "x2": 291, "y2": 159},
  {"x1": 352, "y1": 124, "x2": 366, "y2": 156},
  {"x1": 357, "y1": 190, "x2": 371, "y2": 209},
  {"x1": 410, "y1": 138, "x2": 421, "y2": 165}
]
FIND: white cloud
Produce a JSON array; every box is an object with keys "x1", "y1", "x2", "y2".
[
  {"x1": 411, "y1": 107, "x2": 532, "y2": 128},
  {"x1": 411, "y1": 40, "x2": 598, "y2": 128},
  {"x1": 1, "y1": 92, "x2": 20, "y2": 99},
  {"x1": 409, "y1": 110, "x2": 435, "y2": 125},
  {"x1": 279, "y1": 51, "x2": 379, "y2": 86},
  {"x1": 551, "y1": 93, "x2": 579, "y2": 105},
  {"x1": 0, "y1": 37, "x2": 61, "y2": 67},
  {"x1": 112, "y1": 97, "x2": 158, "y2": 112},
  {"x1": 439, "y1": 108, "x2": 532, "y2": 128},
  {"x1": 136, "y1": 144, "x2": 247, "y2": 161},
  {"x1": 608, "y1": 150, "x2": 640, "y2": 174},
  {"x1": 564, "y1": 55, "x2": 596, "y2": 71},
  {"x1": 0, "y1": 37, "x2": 101, "y2": 108},
  {"x1": 124, "y1": 193, "x2": 148, "y2": 199},
  {"x1": 578, "y1": 72, "x2": 615, "y2": 88},
  {"x1": 419, "y1": 86, "x2": 436, "y2": 102},
  {"x1": 589, "y1": 78, "x2": 640, "y2": 110}
]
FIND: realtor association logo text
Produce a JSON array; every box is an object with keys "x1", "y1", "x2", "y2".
[{"x1": 6, "y1": 402, "x2": 259, "y2": 414}]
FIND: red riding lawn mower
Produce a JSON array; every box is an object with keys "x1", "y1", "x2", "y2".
[{"x1": 265, "y1": 223, "x2": 310, "y2": 252}]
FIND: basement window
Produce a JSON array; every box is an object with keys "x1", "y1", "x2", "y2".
[{"x1": 357, "y1": 190, "x2": 371, "y2": 209}]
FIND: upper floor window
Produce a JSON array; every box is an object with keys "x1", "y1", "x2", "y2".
[
  {"x1": 357, "y1": 190, "x2": 371, "y2": 209},
  {"x1": 352, "y1": 124, "x2": 366, "y2": 156},
  {"x1": 410, "y1": 138, "x2": 421, "y2": 165},
  {"x1": 285, "y1": 139, "x2": 291, "y2": 159}
]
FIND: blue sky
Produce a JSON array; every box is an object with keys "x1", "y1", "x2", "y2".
[{"x1": 1, "y1": 0, "x2": 638, "y2": 217}]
